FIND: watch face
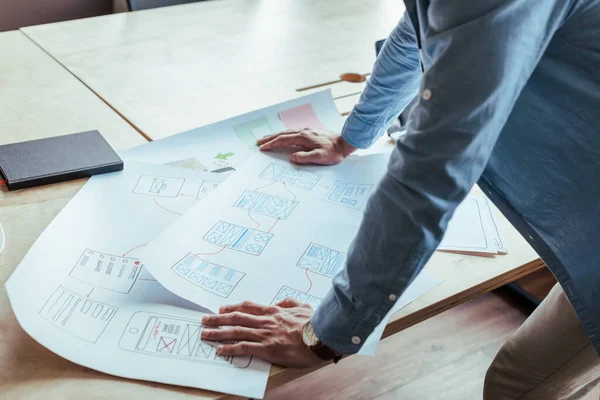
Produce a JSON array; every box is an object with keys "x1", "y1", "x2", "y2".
[{"x1": 302, "y1": 323, "x2": 317, "y2": 346}]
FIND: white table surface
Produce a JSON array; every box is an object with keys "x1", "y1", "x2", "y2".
[
  {"x1": 21, "y1": 0, "x2": 403, "y2": 140},
  {"x1": 0, "y1": 30, "x2": 146, "y2": 149}
]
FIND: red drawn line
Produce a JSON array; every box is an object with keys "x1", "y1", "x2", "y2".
[
  {"x1": 153, "y1": 197, "x2": 183, "y2": 216},
  {"x1": 194, "y1": 244, "x2": 227, "y2": 257},
  {"x1": 268, "y1": 218, "x2": 280, "y2": 233},
  {"x1": 159, "y1": 337, "x2": 176, "y2": 352},
  {"x1": 282, "y1": 182, "x2": 297, "y2": 202},
  {"x1": 247, "y1": 210, "x2": 260, "y2": 229},
  {"x1": 179, "y1": 193, "x2": 193, "y2": 197},
  {"x1": 122, "y1": 243, "x2": 148, "y2": 257},
  {"x1": 139, "y1": 278, "x2": 158, "y2": 281},
  {"x1": 305, "y1": 268, "x2": 313, "y2": 294}
]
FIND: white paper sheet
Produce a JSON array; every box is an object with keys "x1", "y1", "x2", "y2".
[
  {"x1": 438, "y1": 195, "x2": 504, "y2": 256},
  {"x1": 6, "y1": 162, "x2": 270, "y2": 399},
  {"x1": 139, "y1": 151, "x2": 442, "y2": 355},
  {"x1": 139, "y1": 152, "x2": 389, "y2": 311},
  {"x1": 122, "y1": 90, "x2": 346, "y2": 170},
  {"x1": 481, "y1": 197, "x2": 509, "y2": 254}
]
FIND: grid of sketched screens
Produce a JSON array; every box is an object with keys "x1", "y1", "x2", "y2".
[
  {"x1": 297, "y1": 243, "x2": 347, "y2": 278},
  {"x1": 233, "y1": 190, "x2": 298, "y2": 219},
  {"x1": 172, "y1": 253, "x2": 245, "y2": 298},
  {"x1": 40, "y1": 286, "x2": 117, "y2": 343},
  {"x1": 203, "y1": 220, "x2": 273, "y2": 256},
  {"x1": 324, "y1": 181, "x2": 373, "y2": 210},
  {"x1": 259, "y1": 163, "x2": 321, "y2": 190},
  {"x1": 119, "y1": 313, "x2": 251, "y2": 367},
  {"x1": 271, "y1": 286, "x2": 322, "y2": 308},
  {"x1": 70, "y1": 249, "x2": 141, "y2": 294}
]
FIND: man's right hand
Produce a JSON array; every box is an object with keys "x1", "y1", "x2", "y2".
[{"x1": 257, "y1": 129, "x2": 356, "y2": 165}]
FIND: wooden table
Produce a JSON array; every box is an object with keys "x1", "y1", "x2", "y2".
[
  {"x1": 20, "y1": 0, "x2": 402, "y2": 140},
  {"x1": 1, "y1": 3, "x2": 544, "y2": 398},
  {"x1": 0, "y1": 30, "x2": 147, "y2": 399}
]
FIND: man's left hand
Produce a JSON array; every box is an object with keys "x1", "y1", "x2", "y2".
[{"x1": 200, "y1": 298, "x2": 323, "y2": 368}]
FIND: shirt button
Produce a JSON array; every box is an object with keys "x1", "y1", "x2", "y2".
[
  {"x1": 422, "y1": 89, "x2": 432, "y2": 101},
  {"x1": 388, "y1": 294, "x2": 397, "y2": 301},
  {"x1": 351, "y1": 336, "x2": 361, "y2": 345}
]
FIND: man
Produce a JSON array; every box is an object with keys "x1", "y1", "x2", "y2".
[{"x1": 201, "y1": 0, "x2": 600, "y2": 398}]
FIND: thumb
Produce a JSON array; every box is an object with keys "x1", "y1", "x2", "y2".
[{"x1": 290, "y1": 149, "x2": 324, "y2": 165}]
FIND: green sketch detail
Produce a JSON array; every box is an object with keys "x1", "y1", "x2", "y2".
[
  {"x1": 233, "y1": 117, "x2": 273, "y2": 150},
  {"x1": 215, "y1": 152, "x2": 234, "y2": 161}
]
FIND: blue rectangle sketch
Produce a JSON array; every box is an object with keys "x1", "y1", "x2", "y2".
[
  {"x1": 233, "y1": 190, "x2": 298, "y2": 219},
  {"x1": 203, "y1": 220, "x2": 273, "y2": 256},
  {"x1": 271, "y1": 286, "x2": 322, "y2": 309},
  {"x1": 323, "y1": 181, "x2": 373, "y2": 210},
  {"x1": 171, "y1": 253, "x2": 245, "y2": 298},
  {"x1": 258, "y1": 163, "x2": 321, "y2": 190},
  {"x1": 296, "y1": 243, "x2": 347, "y2": 278}
]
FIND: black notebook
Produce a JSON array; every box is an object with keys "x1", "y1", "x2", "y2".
[{"x1": 0, "y1": 130, "x2": 123, "y2": 190}]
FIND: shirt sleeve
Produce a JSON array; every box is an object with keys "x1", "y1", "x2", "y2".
[
  {"x1": 311, "y1": 0, "x2": 572, "y2": 354},
  {"x1": 341, "y1": 12, "x2": 421, "y2": 149}
]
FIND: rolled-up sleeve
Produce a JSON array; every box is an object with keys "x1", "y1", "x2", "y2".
[
  {"x1": 341, "y1": 12, "x2": 421, "y2": 149},
  {"x1": 312, "y1": 0, "x2": 571, "y2": 354}
]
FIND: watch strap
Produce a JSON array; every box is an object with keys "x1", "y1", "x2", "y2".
[
  {"x1": 310, "y1": 341, "x2": 343, "y2": 363},
  {"x1": 304, "y1": 321, "x2": 343, "y2": 363}
]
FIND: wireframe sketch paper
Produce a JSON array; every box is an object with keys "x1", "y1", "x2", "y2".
[
  {"x1": 438, "y1": 195, "x2": 507, "y2": 256},
  {"x1": 139, "y1": 151, "x2": 442, "y2": 355},
  {"x1": 481, "y1": 197, "x2": 508, "y2": 254},
  {"x1": 5, "y1": 162, "x2": 270, "y2": 399},
  {"x1": 139, "y1": 152, "x2": 388, "y2": 311},
  {"x1": 122, "y1": 90, "x2": 346, "y2": 171}
]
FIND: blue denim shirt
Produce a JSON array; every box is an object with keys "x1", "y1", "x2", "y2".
[{"x1": 311, "y1": 0, "x2": 600, "y2": 354}]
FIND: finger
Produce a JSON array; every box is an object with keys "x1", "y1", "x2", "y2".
[
  {"x1": 201, "y1": 327, "x2": 265, "y2": 342},
  {"x1": 202, "y1": 312, "x2": 266, "y2": 328},
  {"x1": 256, "y1": 130, "x2": 296, "y2": 145},
  {"x1": 219, "y1": 300, "x2": 272, "y2": 316},
  {"x1": 290, "y1": 149, "x2": 326, "y2": 165},
  {"x1": 216, "y1": 341, "x2": 270, "y2": 359},
  {"x1": 259, "y1": 134, "x2": 312, "y2": 151},
  {"x1": 275, "y1": 297, "x2": 304, "y2": 308}
]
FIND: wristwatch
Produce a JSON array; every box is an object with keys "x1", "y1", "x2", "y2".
[{"x1": 302, "y1": 321, "x2": 343, "y2": 363}]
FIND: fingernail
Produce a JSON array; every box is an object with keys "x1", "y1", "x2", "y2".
[
  {"x1": 216, "y1": 345, "x2": 224, "y2": 353},
  {"x1": 202, "y1": 316, "x2": 210, "y2": 323}
]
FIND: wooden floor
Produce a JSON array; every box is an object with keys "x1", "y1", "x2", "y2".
[{"x1": 267, "y1": 290, "x2": 531, "y2": 400}]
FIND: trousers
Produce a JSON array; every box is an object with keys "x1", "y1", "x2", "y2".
[{"x1": 484, "y1": 283, "x2": 600, "y2": 399}]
